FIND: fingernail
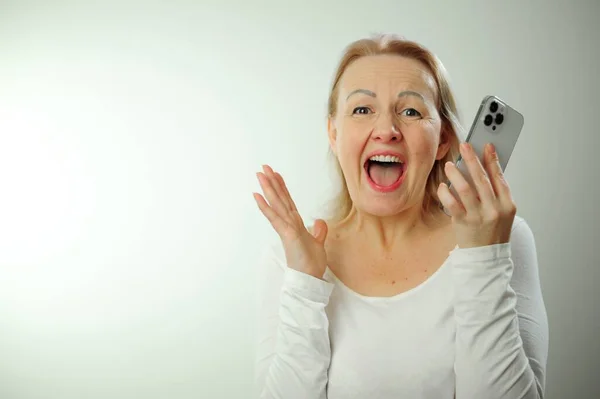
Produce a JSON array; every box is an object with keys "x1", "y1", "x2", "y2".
[
  {"x1": 489, "y1": 143, "x2": 496, "y2": 154},
  {"x1": 461, "y1": 142, "x2": 470, "y2": 152}
]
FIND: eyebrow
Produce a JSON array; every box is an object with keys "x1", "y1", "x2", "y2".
[
  {"x1": 345, "y1": 89, "x2": 427, "y2": 102},
  {"x1": 345, "y1": 89, "x2": 376, "y2": 100},
  {"x1": 398, "y1": 90, "x2": 426, "y2": 102}
]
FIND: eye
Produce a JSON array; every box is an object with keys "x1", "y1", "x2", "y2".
[
  {"x1": 400, "y1": 108, "x2": 422, "y2": 118},
  {"x1": 352, "y1": 106, "x2": 372, "y2": 115}
]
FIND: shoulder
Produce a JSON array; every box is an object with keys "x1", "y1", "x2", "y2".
[
  {"x1": 511, "y1": 214, "x2": 529, "y2": 233},
  {"x1": 509, "y1": 215, "x2": 537, "y2": 249},
  {"x1": 507, "y1": 215, "x2": 542, "y2": 282}
]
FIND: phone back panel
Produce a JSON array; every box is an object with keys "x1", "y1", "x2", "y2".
[{"x1": 455, "y1": 95, "x2": 524, "y2": 186}]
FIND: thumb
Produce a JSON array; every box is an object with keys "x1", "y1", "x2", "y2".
[{"x1": 312, "y1": 219, "x2": 328, "y2": 245}]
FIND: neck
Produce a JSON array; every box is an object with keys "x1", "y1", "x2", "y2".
[{"x1": 336, "y1": 201, "x2": 448, "y2": 254}]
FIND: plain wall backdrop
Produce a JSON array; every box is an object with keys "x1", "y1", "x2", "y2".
[{"x1": 0, "y1": 0, "x2": 598, "y2": 398}]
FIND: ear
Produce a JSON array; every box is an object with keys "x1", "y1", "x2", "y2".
[
  {"x1": 435, "y1": 125, "x2": 452, "y2": 160},
  {"x1": 327, "y1": 116, "x2": 338, "y2": 155}
]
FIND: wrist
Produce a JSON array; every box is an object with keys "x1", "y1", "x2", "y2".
[
  {"x1": 284, "y1": 267, "x2": 334, "y2": 300},
  {"x1": 299, "y1": 267, "x2": 326, "y2": 280}
]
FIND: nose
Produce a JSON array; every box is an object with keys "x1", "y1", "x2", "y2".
[{"x1": 372, "y1": 115, "x2": 402, "y2": 142}]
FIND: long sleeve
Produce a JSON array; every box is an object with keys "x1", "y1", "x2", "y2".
[
  {"x1": 253, "y1": 240, "x2": 334, "y2": 399},
  {"x1": 451, "y1": 217, "x2": 549, "y2": 398}
]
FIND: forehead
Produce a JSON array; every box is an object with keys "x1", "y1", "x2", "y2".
[{"x1": 338, "y1": 54, "x2": 438, "y2": 101}]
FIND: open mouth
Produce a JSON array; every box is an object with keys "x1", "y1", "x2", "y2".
[{"x1": 364, "y1": 154, "x2": 406, "y2": 192}]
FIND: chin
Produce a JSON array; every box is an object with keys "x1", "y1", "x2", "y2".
[{"x1": 354, "y1": 196, "x2": 408, "y2": 218}]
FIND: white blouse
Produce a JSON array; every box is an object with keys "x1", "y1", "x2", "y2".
[{"x1": 254, "y1": 215, "x2": 549, "y2": 398}]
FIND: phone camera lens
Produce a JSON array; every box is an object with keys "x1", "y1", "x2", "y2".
[
  {"x1": 495, "y1": 113, "x2": 504, "y2": 124},
  {"x1": 489, "y1": 101, "x2": 499, "y2": 113},
  {"x1": 484, "y1": 114, "x2": 493, "y2": 126}
]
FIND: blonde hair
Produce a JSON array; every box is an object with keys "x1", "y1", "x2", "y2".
[{"x1": 325, "y1": 33, "x2": 463, "y2": 223}]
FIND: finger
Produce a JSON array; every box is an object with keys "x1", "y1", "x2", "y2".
[
  {"x1": 484, "y1": 143, "x2": 512, "y2": 202},
  {"x1": 274, "y1": 172, "x2": 299, "y2": 213},
  {"x1": 253, "y1": 192, "x2": 288, "y2": 234},
  {"x1": 437, "y1": 182, "x2": 465, "y2": 218},
  {"x1": 256, "y1": 172, "x2": 293, "y2": 224},
  {"x1": 444, "y1": 161, "x2": 479, "y2": 212},
  {"x1": 273, "y1": 171, "x2": 309, "y2": 235},
  {"x1": 460, "y1": 143, "x2": 496, "y2": 205},
  {"x1": 262, "y1": 165, "x2": 293, "y2": 212},
  {"x1": 312, "y1": 218, "x2": 329, "y2": 245}
]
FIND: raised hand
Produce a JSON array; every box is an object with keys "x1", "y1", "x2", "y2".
[
  {"x1": 437, "y1": 142, "x2": 517, "y2": 249},
  {"x1": 253, "y1": 165, "x2": 329, "y2": 279}
]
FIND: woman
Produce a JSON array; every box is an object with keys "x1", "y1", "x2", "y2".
[{"x1": 252, "y1": 34, "x2": 549, "y2": 399}]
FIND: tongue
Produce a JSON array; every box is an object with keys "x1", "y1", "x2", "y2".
[{"x1": 368, "y1": 163, "x2": 403, "y2": 186}]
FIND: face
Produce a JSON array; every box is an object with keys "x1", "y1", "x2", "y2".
[{"x1": 328, "y1": 54, "x2": 450, "y2": 217}]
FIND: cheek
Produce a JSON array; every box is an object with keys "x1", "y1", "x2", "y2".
[
  {"x1": 407, "y1": 130, "x2": 441, "y2": 166},
  {"x1": 335, "y1": 126, "x2": 366, "y2": 165}
]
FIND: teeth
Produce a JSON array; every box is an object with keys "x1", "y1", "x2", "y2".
[{"x1": 369, "y1": 155, "x2": 403, "y2": 163}]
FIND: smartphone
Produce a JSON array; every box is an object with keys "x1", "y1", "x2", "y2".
[{"x1": 446, "y1": 95, "x2": 524, "y2": 206}]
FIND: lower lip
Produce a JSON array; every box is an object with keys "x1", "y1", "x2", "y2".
[{"x1": 365, "y1": 164, "x2": 406, "y2": 193}]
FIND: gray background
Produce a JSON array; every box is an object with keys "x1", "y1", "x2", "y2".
[{"x1": 0, "y1": 0, "x2": 598, "y2": 398}]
